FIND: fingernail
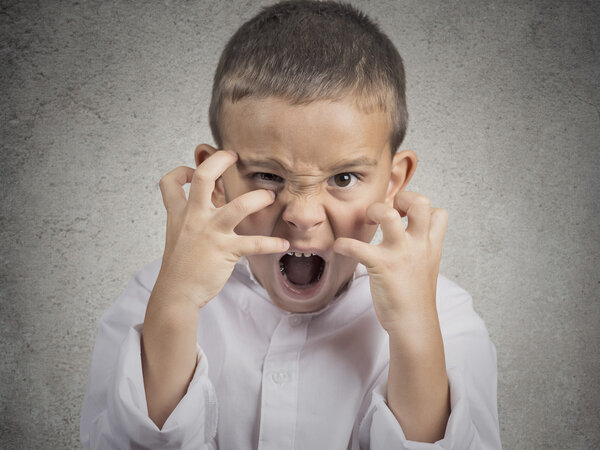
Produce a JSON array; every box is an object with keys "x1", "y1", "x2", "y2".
[{"x1": 226, "y1": 150, "x2": 238, "y2": 159}]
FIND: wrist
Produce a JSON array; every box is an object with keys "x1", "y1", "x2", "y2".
[
  {"x1": 143, "y1": 279, "x2": 201, "y2": 367},
  {"x1": 150, "y1": 270, "x2": 212, "y2": 312},
  {"x1": 387, "y1": 310, "x2": 445, "y2": 362},
  {"x1": 382, "y1": 302, "x2": 439, "y2": 336}
]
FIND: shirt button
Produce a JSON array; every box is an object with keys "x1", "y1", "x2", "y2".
[
  {"x1": 271, "y1": 371, "x2": 290, "y2": 385},
  {"x1": 289, "y1": 315, "x2": 304, "y2": 327}
]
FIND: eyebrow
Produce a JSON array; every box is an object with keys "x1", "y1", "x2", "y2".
[
  {"x1": 237, "y1": 155, "x2": 379, "y2": 173},
  {"x1": 328, "y1": 157, "x2": 379, "y2": 173}
]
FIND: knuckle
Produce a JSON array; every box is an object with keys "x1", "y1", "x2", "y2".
[
  {"x1": 406, "y1": 196, "x2": 431, "y2": 216},
  {"x1": 348, "y1": 239, "x2": 361, "y2": 253},
  {"x1": 413, "y1": 195, "x2": 431, "y2": 206},
  {"x1": 216, "y1": 236, "x2": 232, "y2": 255},
  {"x1": 158, "y1": 175, "x2": 169, "y2": 190},
  {"x1": 432, "y1": 208, "x2": 449, "y2": 223},
  {"x1": 383, "y1": 208, "x2": 400, "y2": 222},
  {"x1": 192, "y1": 168, "x2": 211, "y2": 185},
  {"x1": 181, "y1": 212, "x2": 208, "y2": 233},
  {"x1": 181, "y1": 218, "x2": 196, "y2": 234}
]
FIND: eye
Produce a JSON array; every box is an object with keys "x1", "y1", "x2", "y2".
[
  {"x1": 252, "y1": 172, "x2": 284, "y2": 184},
  {"x1": 328, "y1": 172, "x2": 358, "y2": 188}
]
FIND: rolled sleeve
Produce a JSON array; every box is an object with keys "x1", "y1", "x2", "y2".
[
  {"x1": 83, "y1": 325, "x2": 218, "y2": 450},
  {"x1": 359, "y1": 366, "x2": 499, "y2": 450},
  {"x1": 358, "y1": 275, "x2": 501, "y2": 450}
]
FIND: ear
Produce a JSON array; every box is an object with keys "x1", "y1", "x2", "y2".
[
  {"x1": 385, "y1": 150, "x2": 418, "y2": 206},
  {"x1": 193, "y1": 144, "x2": 228, "y2": 207},
  {"x1": 194, "y1": 143, "x2": 217, "y2": 166}
]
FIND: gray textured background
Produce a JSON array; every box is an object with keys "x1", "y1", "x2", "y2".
[{"x1": 1, "y1": 0, "x2": 598, "y2": 448}]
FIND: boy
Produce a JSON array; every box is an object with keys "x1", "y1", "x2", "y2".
[{"x1": 81, "y1": 1, "x2": 501, "y2": 449}]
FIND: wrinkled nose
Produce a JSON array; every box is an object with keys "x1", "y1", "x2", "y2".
[{"x1": 281, "y1": 194, "x2": 326, "y2": 232}]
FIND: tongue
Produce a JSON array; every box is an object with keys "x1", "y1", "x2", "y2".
[{"x1": 281, "y1": 254, "x2": 322, "y2": 286}]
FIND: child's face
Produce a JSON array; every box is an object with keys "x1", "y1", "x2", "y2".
[{"x1": 200, "y1": 96, "x2": 412, "y2": 313}]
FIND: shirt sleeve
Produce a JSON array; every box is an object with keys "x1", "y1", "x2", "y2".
[
  {"x1": 80, "y1": 263, "x2": 219, "y2": 449},
  {"x1": 358, "y1": 277, "x2": 502, "y2": 450}
]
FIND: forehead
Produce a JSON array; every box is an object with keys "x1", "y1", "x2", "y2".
[{"x1": 220, "y1": 96, "x2": 391, "y2": 170}]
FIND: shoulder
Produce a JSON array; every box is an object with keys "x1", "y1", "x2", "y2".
[
  {"x1": 98, "y1": 257, "x2": 163, "y2": 330},
  {"x1": 99, "y1": 258, "x2": 249, "y2": 328},
  {"x1": 436, "y1": 274, "x2": 473, "y2": 311},
  {"x1": 132, "y1": 257, "x2": 163, "y2": 292},
  {"x1": 436, "y1": 274, "x2": 490, "y2": 340}
]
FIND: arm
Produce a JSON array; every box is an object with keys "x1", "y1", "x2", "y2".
[
  {"x1": 386, "y1": 309, "x2": 449, "y2": 442},
  {"x1": 79, "y1": 261, "x2": 218, "y2": 450},
  {"x1": 340, "y1": 192, "x2": 501, "y2": 448},
  {"x1": 141, "y1": 281, "x2": 201, "y2": 429},
  {"x1": 357, "y1": 278, "x2": 501, "y2": 449},
  {"x1": 335, "y1": 192, "x2": 450, "y2": 442},
  {"x1": 141, "y1": 149, "x2": 289, "y2": 428},
  {"x1": 81, "y1": 149, "x2": 289, "y2": 447},
  {"x1": 357, "y1": 305, "x2": 500, "y2": 450}
]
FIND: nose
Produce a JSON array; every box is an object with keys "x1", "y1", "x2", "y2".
[{"x1": 280, "y1": 193, "x2": 326, "y2": 232}]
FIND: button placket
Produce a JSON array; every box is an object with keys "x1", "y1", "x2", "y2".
[
  {"x1": 258, "y1": 315, "x2": 311, "y2": 449},
  {"x1": 271, "y1": 370, "x2": 290, "y2": 385},
  {"x1": 289, "y1": 315, "x2": 305, "y2": 327}
]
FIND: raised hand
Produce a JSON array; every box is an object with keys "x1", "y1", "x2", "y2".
[
  {"x1": 155, "y1": 150, "x2": 289, "y2": 309},
  {"x1": 333, "y1": 191, "x2": 448, "y2": 333}
]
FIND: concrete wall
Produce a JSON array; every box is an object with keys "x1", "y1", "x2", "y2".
[{"x1": 1, "y1": 0, "x2": 598, "y2": 448}]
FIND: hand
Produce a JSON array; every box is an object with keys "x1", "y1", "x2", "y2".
[
  {"x1": 333, "y1": 192, "x2": 448, "y2": 333},
  {"x1": 155, "y1": 150, "x2": 290, "y2": 309}
]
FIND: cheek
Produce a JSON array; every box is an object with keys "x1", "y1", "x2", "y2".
[
  {"x1": 328, "y1": 198, "x2": 378, "y2": 241},
  {"x1": 234, "y1": 207, "x2": 278, "y2": 236}
]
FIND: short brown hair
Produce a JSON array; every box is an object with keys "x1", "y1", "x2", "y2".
[{"x1": 209, "y1": 0, "x2": 408, "y2": 154}]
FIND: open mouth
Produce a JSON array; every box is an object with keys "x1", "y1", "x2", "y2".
[{"x1": 279, "y1": 252, "x2": 326, "y2": 288}]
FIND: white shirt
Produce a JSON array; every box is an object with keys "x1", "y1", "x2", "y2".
[{"x1": 80, "y1": 258, "x2": 501, "y2": 449}]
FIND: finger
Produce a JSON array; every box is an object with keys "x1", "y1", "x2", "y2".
[
  {"x1": 216, "y1": 189, "x2": 276, "y2": 230},
  {"x1": 158, "y1": 166, "x2": 195, "y2": 213},
  {"x1": 394, "y1": 191, "x2": 432, "y2": 240},
  {"x1": 429, "y1": 208, "x2": 449, "y2": 249},
  {"x1": 188, "y1": 150, "x2": 238, "y2": 209},
  {"x1": 233, "y1": 235, "x2": 290, "y2": 257},
  {"x1": 333, "y1": 237, "x2": 379, "y2": 269},
  {"x1": 366, "y1": 203, "x2": 405, "y2": 245}
]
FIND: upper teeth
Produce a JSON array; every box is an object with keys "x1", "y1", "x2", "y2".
[{"x1": 288, "y1": 252, "x2": 315, "y2": 257}]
